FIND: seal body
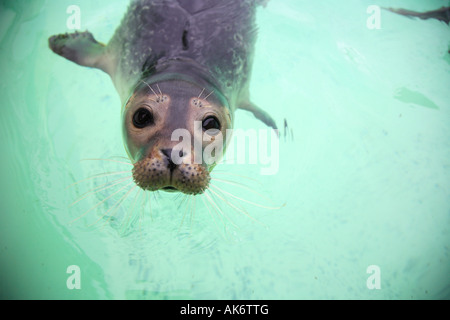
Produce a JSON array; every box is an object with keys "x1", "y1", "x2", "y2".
[{"x1": 49, "y1": 0, "x2": 276, "y2": 194}]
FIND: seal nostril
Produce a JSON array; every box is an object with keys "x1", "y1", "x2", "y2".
[
  {"x1": 161, "y1": 149, "x2": 185, "y2": 159},
  {"x1": 161, "y1": 149, "x2": 172, "y2": 159},
  {"x1": 161, "y1": 149, "x2": 178, "y2": 171}
]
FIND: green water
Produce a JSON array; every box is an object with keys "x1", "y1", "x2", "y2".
[{"x1": 1, "y1": 0, "x2": 449, "y2": 300}]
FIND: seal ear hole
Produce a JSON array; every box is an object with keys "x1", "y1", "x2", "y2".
[
  {"x1": 202, "y1": 116, "x2": 221, "y2": 135},
  {"x1": 133, "y1": 108, "x2": 154, "y2": 128}
]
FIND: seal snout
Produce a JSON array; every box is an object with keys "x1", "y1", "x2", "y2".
[
  {"x1": 161, "y1": 148, "x2": 185, "y2": 173},
  {"x1": 132, "y1": 148, "x2": 210, "y2": 195}
]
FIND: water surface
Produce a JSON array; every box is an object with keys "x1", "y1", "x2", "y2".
[{"x1": 0, "y1": 0, "x2": 449, "y2": 299}]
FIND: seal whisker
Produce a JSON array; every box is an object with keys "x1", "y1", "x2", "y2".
[
  {"x1": 189, "y1": 196, "x2": 196, "y2": 231},
  {"x1": 210, "y1": 183, "x2": 285, "y2": 210},
  {"x1": 141, "y1": 191, "x2": 146, "y2": 236},
  {"x1": 211, "y1": 172, "x2": 264, "y2": 185},
  {"x1": 198, "y1": 88, "x2": 205, "y2": 99},
  {"x1": 207, "y1": 186, "x2": 262, "y2": 225},
  {"x1": 201, "y1": 195, "x2": 220, "y2": 229},
  {"x1": 156, "y1": 83, "x2": 163, "y2": 100},
  {"x1": 66, "y1": 170, "x2": 130, "y2": 190},
  {"x1": 178, "y1": 195, "x2": 192, "y2": 232},
  {"x1": 177, "y1": 194, "x2": 189, "y2": 210},
  {"x1": 174, "y1": 193, "x2": 182, "y2": 202},
  {"x1": 138, "y1": 190, "x2": 147, "y2": 238},
  {"x1": 203, "y1": 192, "x2": 227, "y2": 230},
  {"x1": 147, "y1": 191, "x2": 153, "y2": 222},
  {"x1": 187, "y1": 195, "x2": 195, "y2": 230},
  {"x1": 204, "y1": 190, "x2": 238, "y2": 229},
  {"x1": 200, "y1": 196, "x2": 228, "y2": 238},
  {"x1": 140, "y1": 80, "x2": 159, "y2": 103},
  {"x1": 120, "y1": 186, "x2": 142, "y2": 233},
  {"x1": 204, "y1": 90, "x2": 214, "y2": 101},
  {"x1": 210, "y1": 177, "x2": 269, "y2": 201},
  {"x1": 69, "y1": 175, "x2": 132, "y2": 208},
  {"x1": 110, "y1": 155, "x2": 131, "y2": 160},
  {"x1": 81, "y1": 158, "x2": 133, "y2": 166},
  {"x1": 214, "y1": 158, "x2": 246, "y2": 166},
  {"x1": 93, "y1": 184, "x2": 137, "y2": 228},
  {"x1": 69, "y1": 181, "x2": 135, "y2": 225}
]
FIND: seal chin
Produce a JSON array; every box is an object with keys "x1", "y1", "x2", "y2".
[{"x1": 132, "y1": 157, "x2": 211, "y2": 195}]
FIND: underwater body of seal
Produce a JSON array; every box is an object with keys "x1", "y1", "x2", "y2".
[{"x1": 0, "y1": 0, "x2": 449, "y2": 300}]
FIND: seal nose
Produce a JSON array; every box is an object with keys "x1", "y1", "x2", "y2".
[{"x1": 161, "y1": 148, "x2": 185, "y2": 171}]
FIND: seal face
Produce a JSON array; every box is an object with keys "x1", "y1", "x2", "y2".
[
  {"x1": 124, "y1": 79, "x2": 232, "y2": 194},
  {"x1": 49, "y1": 0, "x2": 276, "y2": 195}
]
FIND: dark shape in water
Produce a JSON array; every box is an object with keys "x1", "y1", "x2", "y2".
[
  {"x1": 384, "y1": 7, "x2": 450, "y2": 54},
  {"x1": 384, "y1": 6, "x2": 450, "y2": 25},
  {"x1": 394, "y1": 87, "x2": 439, "y2": 110}
]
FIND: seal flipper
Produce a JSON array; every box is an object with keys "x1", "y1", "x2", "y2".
[
  {"x1": 383, "y1": 7, "x2": 450, "y2": 24},
  {"x1": 48, "y1": 31, "x2": 115, "y2": 76},
  {"x1": 238, "y1": 101, "x2": 278, "y2": 131}
]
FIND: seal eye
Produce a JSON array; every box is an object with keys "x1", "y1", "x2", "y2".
[
  {"x1": 202, "y1": 116, "x2": 221, "y2": 135},
  {"x1": 133, "y1": 108, "x2": 154, "y2": 128}
]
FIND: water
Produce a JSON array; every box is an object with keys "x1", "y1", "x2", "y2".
[{"x1": 1, "y1": 0, "x2": 449, "y2": 300}]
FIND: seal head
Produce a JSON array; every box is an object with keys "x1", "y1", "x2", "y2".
[{"x1": 123, "y1": 76, "x2": 232, "y2": 195}]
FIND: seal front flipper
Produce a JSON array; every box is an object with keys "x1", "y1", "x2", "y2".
[
  {"x1": 238, "y1": 101, "x2": 278, "y2": 131},
  {"x1": 48, "y1": 31, "x2": 115, "y2": 76}
]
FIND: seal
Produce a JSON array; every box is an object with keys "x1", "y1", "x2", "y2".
[
  {"x1": 383, "y1": 6, "x2": 450, "y2": 25},
  {"x1": 49, "y1": 0, "x2": 276, "y2": 195}
]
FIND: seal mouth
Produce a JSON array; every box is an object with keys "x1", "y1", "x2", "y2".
[
  {"x1": 162, "y1": 186, "x2": 178, "y2": 192},
  {"x1": 132, "y1": 157, "x2": 211, "y2": 195}
]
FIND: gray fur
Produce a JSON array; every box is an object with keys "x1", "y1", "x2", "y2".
[{"x1": 49, "y1": 0, "x2": 276, "y2": 128}]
